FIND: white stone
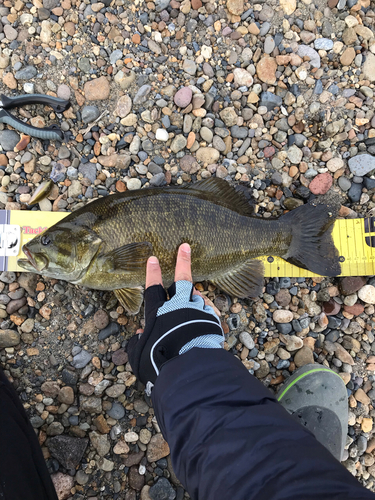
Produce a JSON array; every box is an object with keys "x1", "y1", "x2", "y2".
[
  {"x1": 155, "y1": 129, "x2": 169, "y2": 141},
  {"x1": 126, "y1": 178, "x2": 142, "y2": 190},
  {"x1": 125, "y1": 431, "x2": 139, "y2": 442},
  {"x1": 201, "y1": 45, "x2": 213, "y2": 59},
  {"x1": 233, "y1": 68, "x2": 253, "y2": 87},
  {"x1": 358, "y1": 285, "x2": 375, "y2": 304},
  {"x1": 273, "y1": 310, "x2": 293, "y2": 323}
]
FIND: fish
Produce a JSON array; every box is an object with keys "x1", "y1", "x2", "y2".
[
  {"x1": 17, "y1": 178, "x2": 341, "y2": 314},
  {"x1": 28, "y1": 179, "x2": 54, "y2": 206}
]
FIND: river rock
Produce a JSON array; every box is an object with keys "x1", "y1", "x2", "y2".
[
  {"x1": 84, "y1": 76, "x2": 110, "y2": 100},
  {"x1": 348, "y1": 155, "x2": 375, "y2": 176},
  {"x1": 196, "y1": 147, "x2": 220, "y2": 164},
  {"x1": 174, "y1": 87, "x2": 193, "y2": 108},
  {"x1": 233, "y1": 68, "x2": 253, "y2": 87},
  {"x1": 358, "y1": 285, "x2": 375, "y2": 304},
  {"x1": 273, "y1": 310, "x2": 293, "y2": 323}
]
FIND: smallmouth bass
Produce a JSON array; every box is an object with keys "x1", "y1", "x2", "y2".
[{"x1": 18, "y1": 178, "x2": 340, "y2": 313}]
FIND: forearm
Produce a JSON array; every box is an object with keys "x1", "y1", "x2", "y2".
[{"x1": 152, "y1": 349, "x2": 374, "y2": 500}]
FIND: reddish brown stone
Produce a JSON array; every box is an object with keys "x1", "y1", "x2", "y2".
[
  {"x1": 264, "y1": 146, "x2": 276, "y2": 158},
  {"x1": 0, "y1": 154, "x2": 7, "y2": 166},
  {"x1": 340, "y1": 276, "x2": 367, "y2": 296},
  {"x1": 112, "y1": 349, "x2": 128, "y2": 366},
  {"x1": 322, "y1": 298, "x2": 341, "y2": 316},
  {"x1": 192, "y1": 0, "x2": 203, "y2": 8},
  {"x1": 309, "y1": 173, "x2": 333, "y2": 195},
  {"x1": 344, "y1": 304, "x2": 365, "y2": 315},
  {"x1": 16, "y1": 135, "x2": 30, "y2": 151}
]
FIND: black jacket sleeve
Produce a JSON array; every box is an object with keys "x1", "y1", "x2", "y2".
[{"x1": 152, "y1": 348, "x2": 375, "y2": 500}]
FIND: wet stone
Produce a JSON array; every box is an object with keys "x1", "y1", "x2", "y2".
[
  {"x1": 149, "y1": 478, "x2": 176, "y2": 500},
  {"x1": 98, "y1": 322, "x2": 120, "y2": 340}
]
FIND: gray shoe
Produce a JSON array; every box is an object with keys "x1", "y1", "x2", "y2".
[{"x1": 277, "y1": 364, "x2": 348, "y2": 461}]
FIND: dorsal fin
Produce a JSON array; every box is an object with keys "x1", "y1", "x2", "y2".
[{"x1": 181, "y1": 177, "x2": 254, "y2": 216}]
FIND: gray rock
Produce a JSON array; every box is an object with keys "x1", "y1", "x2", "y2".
[
  {"x1": 337, "y1": 0, "x2": 346, "y2": 8},
  {"x1": 264, "y1": 36, "x2": 275, "y2": 54},
  {"x1": 357, "y1": 435, "x2": 367, "y2": 455},
  {"x1": 297, "y1": 45, "x2": 320, "y2": 68},
  {"x1": 50, "y1": 163, "x2": 67, "y2": 183},
  {"x1": 0, "y1": 329, "x2": 20, "y2": 348},
  {"x1": 231, "y1": 126, "x2": 248, "y2": 139},
  {"x1": 314, "y1": 38, "x2": 334, "y2": 50},
  {"x1": 110, "y1": 49, "x2": 123, "y2": 65},
  {"x1": 98, "y1": 322, "x2": 120, "y2": 340},
  {"x1": 43, "y1": 0, "x2": 59, "y2": 8},
  {"x1": 15, "y1": 66, "x2": 37, "y2": 80},
  {"x1": 81, "y1": 106, "x2": 100, "y2": 124},
  {"x1": 48, "y1": 436, "x2": 88, "y2": 471},
  {"x1": 364, "y1": 177, "x2": 375, "y2": 190},
  {"x1": 4, "y1": 25, "x2": 17, "y2": 41},
  {"x1": 134, "y1": 85, "x2": 152, "y2": 105},
  {"x1": 30, "y1": 416, "x2": 44, "y2": 428},
  {"x1": 294, "y1": 134, "x2": 307, "y2": 148},
  {"x1": 338, "y1": 177, "x2": 351, "y2": 192},
  {"x1": 276, "y1": 322, "x2": 292, "y2": 334},
  {"x1": 89, "y1": 431, "x2": 110, "y2": 457},
  {"x1": 348, "y1": 182, "x2": 362, "y2": 202},
  {"x1": 149, "y1": 172, "x2": 166, "y2": 186},
  {"x1": 239, "y1": 332, "x2": 255, "y2": 350},
  {"x1": 78, "y1": 163, "x2": 96, "y2": 183},
  {"x1": 348, "y1": 154, "x2": 375, "y2": 176},
  {"x1": 149, "y1": 478, "x2": 176, "y2": 500},
  {"x1": 0, "y1": 130, "x2": 20, "y2": 151},
  {"x1": 155, "y1": 0, "x2": 170, "y2": 11},
  {"x1": 0, "y1": 272, "x2": 16, "y2": 283},
  {"x1": 275, "y1": 118, "x2": 289, "y2": 132},
  {"x1": 259, "y1": 92, "x2": 282, "y2": 110},
  {"x1": 72, "y1": 350, "x2": 92, "y2": 369},
  {"x1": 314, "y1": 80, "x2": 323, "y2": 95},
  {"x1": 107, "y1": 402, "x2": 125, "y2": 420},
  {"x1": 259, "y1": 21, "x2": 271, "y2": 36},
  {"x1": 183, "y1": 59, "x2": 197, "y2": 75},
  {"x1": 78, "y1": 57, "x2": 91, "y2": 73},
  {"x1": 58, "y1": 146, "x2": 70, "y2": 160}
]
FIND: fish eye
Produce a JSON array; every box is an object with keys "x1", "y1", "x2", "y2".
[{"x1": 41, "y1": 235, "x2": 51, "y2": 246}]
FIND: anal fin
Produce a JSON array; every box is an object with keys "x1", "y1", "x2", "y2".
[
  {"x1": 114, "y1": 287, "x2": 144, "y2": 314},
  {"x1": 211, "y1": 259, "x2": 264, "y2": 298}
]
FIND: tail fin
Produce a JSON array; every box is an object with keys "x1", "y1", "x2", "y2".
[{"x1": 281, "y1": 203, "x2": 341, "y2": 277}]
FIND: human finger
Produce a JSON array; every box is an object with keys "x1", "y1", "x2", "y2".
[
  {"x1": 145, "y1": 256, "x2": 163, "y2": 289},
  {"x1": 174, "y1": 243, "x2": 192, "y2": 283}
]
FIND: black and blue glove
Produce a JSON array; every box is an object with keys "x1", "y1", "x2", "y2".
[{"x1": 127, "y1": 280, "x2": 224, "y2": 392}]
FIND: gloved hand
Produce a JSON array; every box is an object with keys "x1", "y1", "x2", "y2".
[{"x1": 127, "y1": 244, "x2": 224, "y2": 392}]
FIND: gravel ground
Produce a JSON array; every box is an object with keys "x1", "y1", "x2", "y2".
[{"x1": 1, "y1": 0, "x2": 375, "y2": 498}]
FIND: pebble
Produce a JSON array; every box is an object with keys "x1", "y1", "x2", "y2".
[
  {"x1": 82, "y1": 106, "x2": 100, "y2": 124},
  {"x1": 174, "y1": 87, "x2": 193, "y2": 108},
  {"x1": 149, "y1": 478, "x2": 176, "y2": 500},
  {"x1": 358, "y1": 285, "x2": 375, "y2": 304},
  {"x1": 348, "y1": 155, "x2": 375, "y2": 176},
  {"x1": 0, "y1": 130, "x2": 20, "y2": 151},
  {"x1": 309, "y1": 173, "x2": 333, "y2": 195},
  {"x1": 273, "y1": 310, "x2": 293, "y2": 323},
  {"x1": 72, "y1": 350, "x2": 92, "y2": 369}
]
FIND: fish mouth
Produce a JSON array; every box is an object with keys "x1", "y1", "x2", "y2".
[{"x1": 19, "y1": 247, "x2": 48, "y2": 272}]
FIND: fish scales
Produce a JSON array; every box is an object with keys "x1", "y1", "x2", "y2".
[{"x1": 74, "y1": 190, "x2": 285, "y2": 289}]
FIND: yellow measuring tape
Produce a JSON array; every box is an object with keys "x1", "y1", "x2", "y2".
[{"x1": 3, "y1": 210, "x2": 375, "y2": 277}]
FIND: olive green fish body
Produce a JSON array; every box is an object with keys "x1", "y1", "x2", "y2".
[
  {"x1": 72, "y1": 191, "x2": 287, "y2": 290},
  {"x1": 18, "y1": 178, "x2": 340, "y2": 314}
]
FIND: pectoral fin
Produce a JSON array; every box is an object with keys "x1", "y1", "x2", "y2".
[
  {"x1": 99, "y1": 242, "x2": 153, "y2": 273},
  {"x1": 114, "y1": 287, "x2": 144, "y2": 314},
  {"x1": 211, "y1": 259, "x2": 264, "y2": 298}
]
